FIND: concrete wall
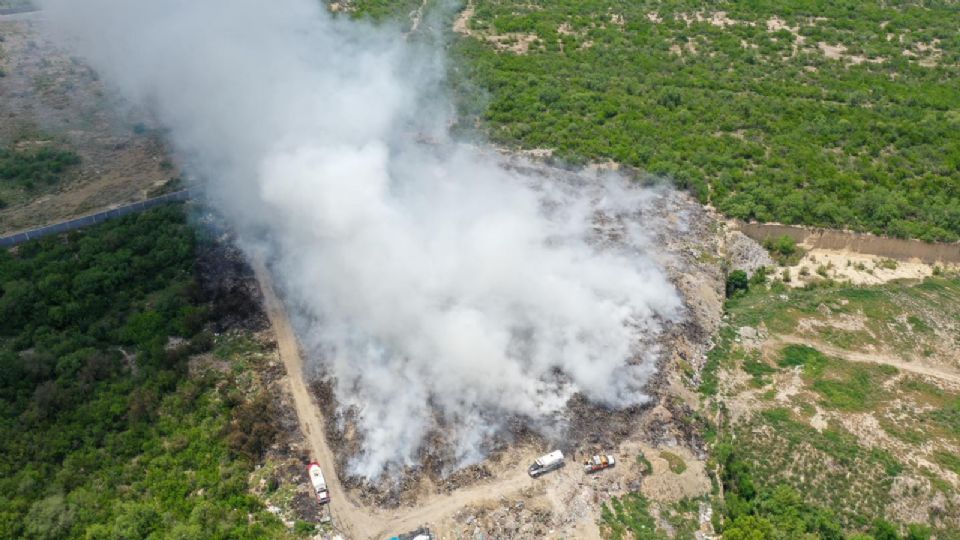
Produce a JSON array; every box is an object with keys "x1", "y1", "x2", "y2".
[
  {"x1": 0, "y1": 190, "x2": 190, "y2": 248},
  {"x1": 0, "y1": 6, "x2": 38, "y2": 15},
  {"x1": 736, "y1": 221, "x2": 960, "y2": 264}
]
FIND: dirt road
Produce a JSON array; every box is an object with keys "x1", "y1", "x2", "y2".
[
  {"x1": 769, "y1": 335, "x2": 960, "y2": 386},
  {"x1": 252, "y1": 259, "x2": 376, "y2": 538},
  {"x1": 253, "y1": 259, "x2": 539, "y2": 539}
]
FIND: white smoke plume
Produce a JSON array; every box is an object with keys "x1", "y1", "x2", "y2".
[{"x1": 40, "y1": 0, "x2": 683, "y2": 478}]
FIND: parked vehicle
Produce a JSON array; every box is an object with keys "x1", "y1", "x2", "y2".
[
  {"x1": 528, "y1": 450, "x2": 565, "y2": 477},
  {"x1": 308, "y1": 462, "x2": 330, "y2": 504},
  {"x1": 584, "y1": 454, "x2": 616, "y2": 473},
  {"x1": 390, "y1": 527, "x2": 433, "y2": 540}
]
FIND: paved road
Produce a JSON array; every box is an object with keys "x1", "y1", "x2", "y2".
[{"x1": 0, "y1": 190, "x2": 191, "y2": 248}]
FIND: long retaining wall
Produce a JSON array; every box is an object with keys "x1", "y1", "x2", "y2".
[
  {"x1": 0, "y1": 6, "x2": 38, "y2": 15},
  {"x1": 0, "y1": 190, "x2": 190, "y2": 248},
  {"x1": 735, "y1": 221, "x2": 960, "y2": 265}
]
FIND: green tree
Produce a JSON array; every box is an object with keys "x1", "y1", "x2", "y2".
[{"x1": 726, "y1": 270, "x2": 749, "y2": 298}]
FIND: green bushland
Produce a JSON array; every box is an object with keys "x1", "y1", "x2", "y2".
[
  {"x1": 809, "y1": 360, "x2": 897, "y2": 412},
  {"x1": 702, "y1": 275, "x2": 960, "y2": 535},
  {"x1": 447, "y1": 0, "x2": 960, "y2": 241},
  {"x1": 346, "y1": 0, "x2": 960, "y2": 241},
  {"x1": 777, "y1": 344, "x2": 898, "y2": 412},
  {"x1": 337, "y1": 0, "x2": 424, "y2": 30},
  {"x1": 725, "y1": 409, "x2": 903, "y2": 530},
  {"x1": 0, "y1": 205, "x2": 294, "y2": 539},
  {"x1": 722, "y1": 276, "x2": 960, "y2": 358},
  {"x1": 717, "y1": 431, "x2": 929, "y2": 540},
  {"x1": 0, "y1": 146, "x2": 80, "y2": 190}
]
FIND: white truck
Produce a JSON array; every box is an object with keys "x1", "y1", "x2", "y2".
[
  {"x1": 390, "y1": 527, "x2": 434, "y2": 540},
  {"x1": 308, "y1": 462, "x2": 331, "y2": 504},
  {"x1": 528, "y1": 450, "x2": 565, "y2": 477}
]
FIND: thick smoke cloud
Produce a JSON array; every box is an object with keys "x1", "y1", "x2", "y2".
[{"x1": 41, "y1": 0, "x2": 682, "y2": 478}]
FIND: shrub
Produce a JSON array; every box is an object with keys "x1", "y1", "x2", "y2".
[
  {"x1": 767, "y1": 235, "x2": 797, "y2": 257},
  {"x1": 0, "y1": 146, "x2": 80, "y2": 189},
  {"x1": 778, "y1": 345, "x2": 828, "y2": 371},
  {"x1": 636, "y1": 452, "x2": 653, "y2": 475},
  {"x1": 749, "y1": 266, "x2": 769, "y2": 285},
  {"x1": 726, "y1": 270, "x2": 749, "y2": 298},
  {"x1": 661, "y1": 451, "x2": 687, "y2": 474},
  {"x1": 600, "y1": 492, "x2": 664, "y2": 540}
]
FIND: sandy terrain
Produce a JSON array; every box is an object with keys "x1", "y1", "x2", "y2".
[
  {"x1": 452, "y1": 1, "x2": 473, "y2": 35},
  {"x1": 779, "y1": 248, "x2": 948, "y2": 287}
]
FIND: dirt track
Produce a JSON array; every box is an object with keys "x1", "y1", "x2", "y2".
[
  {"x1": 253, "y1": 259, "x2": 541, "y2": 539},
  {"x1": 769, "y1": 334, "x2": 960, "y2": 386}
]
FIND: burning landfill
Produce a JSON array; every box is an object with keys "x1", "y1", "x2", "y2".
[{"x1": 38, "y1": 0, "x2": 722, "y2": 493}]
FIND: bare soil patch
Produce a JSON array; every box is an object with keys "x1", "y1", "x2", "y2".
[{"x1": 0, "y1": 16, "x2": 177, "y2": 234}]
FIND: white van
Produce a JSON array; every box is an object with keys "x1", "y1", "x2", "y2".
[{"x1": 528, "y1": 450, "x2": 565, "y2": 477}]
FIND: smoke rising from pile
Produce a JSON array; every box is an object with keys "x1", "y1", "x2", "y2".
[{"x1": 41, "y1": 0, "x2": 682, "y2": 477}]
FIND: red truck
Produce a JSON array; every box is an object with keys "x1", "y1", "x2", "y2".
[{"x1": 584, "y1": 454, "x2": 616, "y2": 473}]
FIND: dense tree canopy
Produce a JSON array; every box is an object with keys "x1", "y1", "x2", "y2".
[
  {"x1": 448, "y1": 0, "x2": 960, "y2": 241},
  {"x1": 0, "y1": 206, "x2": 291, "y2": 539}
]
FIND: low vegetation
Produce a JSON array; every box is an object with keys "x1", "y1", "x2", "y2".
[
  {"x1": 334, "y1": 0, "x2": 423, "y2": 30},
  {"x1": 451, "y1": 0, "x2": 960, "y2": 241},
  {"x1": 660, "y1": 451, "x2": 687, "y2": 475},
  {"x1": 0, "y1": 145, "x2": 81, "y2": 210},
  {"x1": 716, "y1": 433, "x2": 932, "y2": 540},
  {"x1": 700, "y1": 271, "x2": 960, "y2": 537},
  {"x1": 0, "y1": 206, "x2": 295, "y2": 539},
  {"x1": 600, "y1": 492, "x2": 663, "y2": 540},
  {"x1": 764, "y1": 235, "x2": 803, "y2": 266},
  {"x1": 728, "y1": 408, "x2": 904, "y2": 529},
  {"x1": 0, "y1": 145, "x2": 80, "y2": 191}
]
